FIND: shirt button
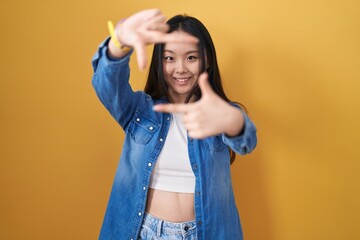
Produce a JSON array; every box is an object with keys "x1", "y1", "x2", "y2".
[
  {"x1": 197, "y1": 221, "x2": 202, "y2": 226},
  {"x1": 136, "y1": 118, "x2": 140, "y2": 122},
  {"x1": 196, "y1": 191, "x2": 200, "y2": 195},
  {"x1": 149, "y1": 126, "x2": 154, "y2": 131},
  {"x1": 160, "y1": 138, "x2": 163, "y2": 142},
  {"x1": 143, "y1": 186, "x2": 146, "y2": 191},
  {"x1": 138, "y1": 212, "x2": 142, "y2": 216},
  {"x1": 189, "y1": 138, "x2": 193, "y2": 142},
  {"x1": 193, "y1": 164, "x2": 198, "y2": 170},
  {"x1": 148, "y1": 162, "x2": 152, "y2": 167},
  {"x1": 167, "y1": 117, "x2": 170, "y2": 121}
]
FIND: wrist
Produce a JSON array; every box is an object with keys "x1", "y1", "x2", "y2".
[
  {"x1": 114, "y1": 19, "x2": 131, "y2": 49},
  {"x1": 108, "y1": 38, "x2": 130, "y2": 59},
  {"x1": 107, "y1": 20, "x2": 131, "y2": 50},
  {"x1": 224, "y1": 107, "x2": 245, "y2": 137},
  {"x1": 107, "y1": 20, "x2": 132, "y2": 59}
]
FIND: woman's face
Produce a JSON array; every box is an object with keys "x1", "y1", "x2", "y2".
[{"x1": 163, "y1": 31, "x2": 201, "y2": 103}]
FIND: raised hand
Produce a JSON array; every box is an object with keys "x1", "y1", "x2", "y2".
[
  {"x1": 110, "y1": 9, "x2": 198, "y2": 70},
  {"x1": 153, "y1": 73, "x2": 245, "y2": 139}
]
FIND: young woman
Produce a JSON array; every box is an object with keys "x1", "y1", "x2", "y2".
[{"x1": 92, "y1": 9, "x2": 257, "y2": 240}]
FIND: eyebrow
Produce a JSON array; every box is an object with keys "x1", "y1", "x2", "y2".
[{"x1": 163, "y1": 49, "x2": 199, "y2": 54}]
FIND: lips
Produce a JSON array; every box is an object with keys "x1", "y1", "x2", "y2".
[{"x1": 173, "y1": 77, "x2": 191, "y2": 85}]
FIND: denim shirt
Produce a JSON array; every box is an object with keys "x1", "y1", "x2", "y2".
[{"x1": 92, "y1": 39, "x2": 257, "y2": 240}]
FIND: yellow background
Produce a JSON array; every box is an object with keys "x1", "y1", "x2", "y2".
[{"x1": 1, "y1": 0, "x2": 359, "y2": 239}]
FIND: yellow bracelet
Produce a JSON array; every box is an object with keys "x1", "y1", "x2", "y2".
[{"x1": 107, "y1": 20, "x2": 131, "y2": 52}]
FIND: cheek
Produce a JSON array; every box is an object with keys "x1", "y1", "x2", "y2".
[
  {"x1": 163, "y1": 64, "x2": 173, "y2": 76},
  {"x1": 190, "y1": 64, "x2": 201, "y2": 77}
]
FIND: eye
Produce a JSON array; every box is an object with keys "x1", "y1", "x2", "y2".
[
  {"x1": 164, "y1": 56, "x2": 174, "y2": 62},
  {"x1": 187, "y1": 55, "x2": 198, "y2": 61}
]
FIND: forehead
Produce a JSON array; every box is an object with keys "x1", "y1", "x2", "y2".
[{"x1": 163, "y1": 31, "x2": 199, "y2": 54}]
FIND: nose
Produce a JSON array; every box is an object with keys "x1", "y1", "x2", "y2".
[{"x1": 175, "y1": 60, "x2": 188, "y2": 73}]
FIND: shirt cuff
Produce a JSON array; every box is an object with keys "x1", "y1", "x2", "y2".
[
  {"x1": 91, "y1": 37, "x2": 133, "y2": 72},
  {"x1": 222, "y1": 110, "x2": 257, "y2": 155}
]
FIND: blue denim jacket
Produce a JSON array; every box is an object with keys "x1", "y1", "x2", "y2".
[{"x1": 92, "y1": 39, "x2": 257, "y2": 240}]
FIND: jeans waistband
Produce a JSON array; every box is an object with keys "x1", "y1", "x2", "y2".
[{"x1": 142, "y1": 212, "x2": 196, "y2": 237}]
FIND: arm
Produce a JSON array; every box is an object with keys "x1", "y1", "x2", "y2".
[
  {"x1": 92, "y1": 38, "x2": 141, "y2": 129},
  {"x1": 92, "y1": 9, "x2": 198, "y2": 128},
  {"x1": 221, "y1": 109, "x2": 257, "y2": 155},
  {"x1": 107, "y1": 9, "x2": 198, "y2": 70},
  {"x1": 153, "y1": 73, "x2": 257, "y2": 155}
]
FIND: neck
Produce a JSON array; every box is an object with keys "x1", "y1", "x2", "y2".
[{"x1": 171, "y1": 94, "x2": 196, "y2": 104}]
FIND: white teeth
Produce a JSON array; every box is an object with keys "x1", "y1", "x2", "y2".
[{"x1": 174, "y1": 77, "x2": 190, "y2": 82}]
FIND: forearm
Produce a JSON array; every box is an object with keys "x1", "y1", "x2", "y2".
[
  {"x1": 223, "y1": 106, "x2": 245, "y2": 137},
  {"x1": 222, "y1": 106, "x2": 257, "y2": 155},
  {"x1": 107, "y1": 37, "x2": 131, "y2": 59},
  {"x1": 92, "y1": 38, "x2": 140, "y2": 127}
]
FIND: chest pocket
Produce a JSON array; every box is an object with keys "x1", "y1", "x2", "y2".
[
  {"x1": 128, "y1": 112, "x2": 159, "y2": 144},
  {"x1": 201, "y1": 135, "x2": 227, "y2": 152}
]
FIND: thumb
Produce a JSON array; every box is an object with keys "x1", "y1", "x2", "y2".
[
  {"x1": 134, "y1": 42, "x2": 147, "y2": 70},
  {"x1": 198, "y1": 72, "x2": 213, "y2": 97}
]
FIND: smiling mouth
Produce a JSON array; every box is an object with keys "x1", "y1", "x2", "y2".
[{"x1": 173, "y1": 77, "x2": 191, "y2": 85}]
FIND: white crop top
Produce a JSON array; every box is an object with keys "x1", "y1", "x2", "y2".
[{"x1": 149, "y1": 113, "x2": 195, "y2": 193}]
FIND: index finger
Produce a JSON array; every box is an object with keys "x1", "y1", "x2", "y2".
[
  {"x1": 149, "y1": 31, "x2": 199, "y2": 44},
  {"x1": 153, "y1": 103, "x2": 190, "y2": 113}
]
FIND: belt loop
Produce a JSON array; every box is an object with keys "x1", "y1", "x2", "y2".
[{"x1": 156, "y1": 219, "x2": 163, "y2": 237}]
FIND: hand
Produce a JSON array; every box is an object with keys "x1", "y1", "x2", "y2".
[
  {"x1": 112, "y1": 9, "x2": 198, "y2": 70},
  {"x1": 153, "y1": 73, "x2": 245, "y2": 139}
]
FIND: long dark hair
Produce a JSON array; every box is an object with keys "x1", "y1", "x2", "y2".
[{"x1": 145, "y1": 15, "x2": 245, "y2": 164}]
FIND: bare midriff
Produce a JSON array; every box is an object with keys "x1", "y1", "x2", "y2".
[{"x1": 145, "y1": 188, "x2": 195, "y2": 222}]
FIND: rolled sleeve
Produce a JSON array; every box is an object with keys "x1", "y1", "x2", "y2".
[
  {"x1": 222, "y1": 110, "x2": 257, "y2": 155},
  {"x1": 92, "y1": 37, "x2": 133, "y2": 72},
  {"x1": 91, "y1": 37, "x2": 140, "y2": 129}
]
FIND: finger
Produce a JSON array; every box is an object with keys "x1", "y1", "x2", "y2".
[
  {"x1": 147, "y1": 31, "x2": 198, "y2": 44},
  {"x1": 161, "y1": 31, "x2": 199, "y2": 43},
  {"x1": 147, "y1": 23, "x2": 169, "y2": 32},
  {"x1": 153, "y1": 103, "x2": 190, "y2": 113},
  {"x1": 133, "y1": 41, "x2": 147, "y2": 70},
  {"x1": 188, "y1": 130, "x2": 208, "y2": 139},
  {"x1": 181, "y1": 110, "x2": 202, "y2": 125},
  {"x1": 141, "y1": 9, "x2": 162, "y2": 21},
  {"x1": 197, "y1": 72, "x2": 214, "y2": 97},
  {"x1": 182, "y1": 120, "x2": 202, "y2": 133},
  {"x1": 145, "y1": 14, "x2": 167, "y2": 29}
]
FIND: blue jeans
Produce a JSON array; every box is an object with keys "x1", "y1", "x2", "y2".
[{"x1": 138, "y1": 212, "x2": 197, "y2": 240}]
